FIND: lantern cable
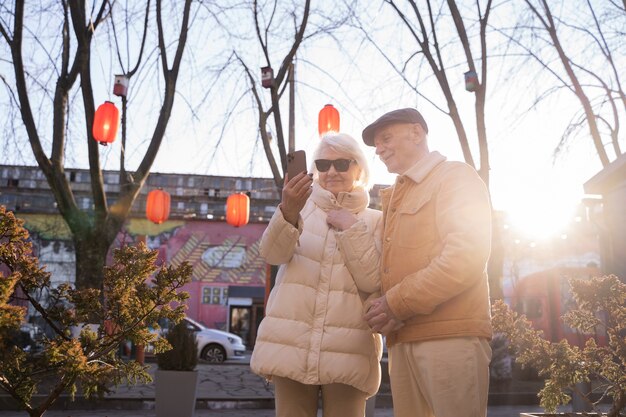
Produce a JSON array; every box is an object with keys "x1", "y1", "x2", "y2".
[{"x1": 87, "y1": 0, "x2": 113, "y2": 101}]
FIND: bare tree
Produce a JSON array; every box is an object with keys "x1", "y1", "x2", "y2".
[
  {"x1": 514, "y1": 0, "x2": 624, "y2": 166},
  {"x1": 0, "y1": 1, "x2": 194, "y2": 289},
  {"x1": 242, "y1": 0, "x2": 311, "y2": 189},
  {"x1": 214, "y1": 0, "x2": 355, "y2": 190},
  {"x1": 362, "y1": 0, "x2": 494, "y2": 184},
  {"x1": 357, "y1": 0, "x2": 502, "y2": 297}
]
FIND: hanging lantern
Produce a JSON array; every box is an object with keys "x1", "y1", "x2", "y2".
[
  {"x1": 464, "y1": 70, "x2": 479, "y2": 92},
  {"x1": 92, "y1": 101, "x2": 120, "y2": 146},
  {"x1": 113, "y1": 74, "x2": 129, "y2": 97},
  {"x1": 318, "y1": 104, "x2": 340, "y2": 137},
  {"x1": 226, "y1": 193, "x2": 250, "y2": 227},
  {"x1": 146, "y1": 189, "x2": 171, "y2": 224},
  {"x1": 261, "y1": 66, "x2": 274, "y2": 89}
]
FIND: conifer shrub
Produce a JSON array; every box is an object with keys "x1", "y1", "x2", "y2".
[
  {"x1": 0, "y1": 205, "x2": 193, "y2": 417},
  {"x1": 492, "y1": 275, "x2": 625, "y2": 417}
]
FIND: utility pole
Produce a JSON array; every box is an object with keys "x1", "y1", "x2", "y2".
[{"x1": 288, "y1": 61, "x2": 295, "y2": 153}]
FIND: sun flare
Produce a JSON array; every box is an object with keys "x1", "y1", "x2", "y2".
[{"x1": 500, "y1": 194, "x2": 578, "y2": 239}]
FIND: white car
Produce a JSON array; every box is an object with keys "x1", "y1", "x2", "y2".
[
  {"x1": 184, "y1": 316, "x2": 247, "y2": 363},
  {"x1": 168, "y1": 317, "x2": 246, "y2": 363},
  {"x1": 153, "y1": 317, "x2": 247, "y2": 364}
]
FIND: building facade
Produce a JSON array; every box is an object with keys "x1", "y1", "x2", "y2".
[
  {"x1": 1, "y1": 165, "x2": 384, "y2": 349},
  {"x1": 0, "y1": 165, "x2": 282, "y2": 348},
  {"x1": 584, "y1": 153, "x2": 626, "y2": 283}
]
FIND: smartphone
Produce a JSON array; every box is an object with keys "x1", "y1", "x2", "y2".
[{"x1": 287, "y1": 150, "x2": 307, "y2": 180}]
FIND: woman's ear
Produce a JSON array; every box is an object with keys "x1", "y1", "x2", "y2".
[{"x1": 354, "y1": 167, "x2": 363, "y2": 186}]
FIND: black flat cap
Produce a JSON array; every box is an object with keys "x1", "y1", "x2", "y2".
[{"x1": 362, "y1": 108, "x2": 429, "y2": 146}]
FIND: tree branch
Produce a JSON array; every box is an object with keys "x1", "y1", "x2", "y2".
[
  {"x1": 113, "y1": 0, "x2": 194, "y2": 233},
  {"x1": 237, "y1": 53, "x2": 282, "y2": 187},
  {"x1": 525, "y1": 0, "x2": 609, "y2": 166}
]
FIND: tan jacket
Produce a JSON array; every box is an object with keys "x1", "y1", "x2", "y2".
[
  {"x1": 380, "y1": 151, "x2": 492, "y2": 346},
  {"x1": 250, "y1": 183, "x2": 383, "y2": 396}
]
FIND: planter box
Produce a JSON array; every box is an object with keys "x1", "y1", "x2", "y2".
[{"x1": 155, "y1": 369, "x2": 199, "y2": 417}]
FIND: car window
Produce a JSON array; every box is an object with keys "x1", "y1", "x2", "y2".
[{"x1": 185, "y1": 320, "x2": 200, "y2": 332}]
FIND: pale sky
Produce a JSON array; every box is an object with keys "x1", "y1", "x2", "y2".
[{"x1": 1, "y1": 1, "x2": 621, "y2": 241}]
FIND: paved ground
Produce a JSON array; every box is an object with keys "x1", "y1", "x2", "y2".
[
  {"x1": 0, "y1": 405, "x2": 560, "y2": 417},
  {"x1": 0, "y1": 353, "x2": 605, "y2": 417}
]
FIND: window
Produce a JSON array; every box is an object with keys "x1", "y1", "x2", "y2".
[
  {"x1": 203, "y1": 286, "x2": 228, "y2": 305},
  {"x1": 104, "y1": 173, "x2": 117, "y2": 184},
  {"x1": 81, "y1": 197, "x2": 91, "y2": 210},
  {"x1": 154, "y1": 176, "x2": 167, "y2": 187}
]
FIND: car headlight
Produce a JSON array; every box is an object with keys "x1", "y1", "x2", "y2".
[{"x1": 227, "y1": 337, "x2": 236, "y2": 344}]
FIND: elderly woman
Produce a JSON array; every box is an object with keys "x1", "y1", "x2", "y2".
[{"x1": 250, "y1": 132, "x2": 383, "y2": 417}]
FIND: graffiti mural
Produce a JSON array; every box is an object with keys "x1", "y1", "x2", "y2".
[
  {"x1": 132, "y1": 219, "x2": 268, "y2": 286},
  {"x1": 17, "y1": 213, "x2": 268, "y2": 331}
]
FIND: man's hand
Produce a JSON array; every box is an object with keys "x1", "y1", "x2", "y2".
[
  {"x1": 326, "y1": 208, "x2": 358, "y2": 231},
  {"x1": 280, "y1": 172, "x2": 313, "y2": 226},
  {"x1": 364, "y1": 295, "x2": 404, "y2": 335}
]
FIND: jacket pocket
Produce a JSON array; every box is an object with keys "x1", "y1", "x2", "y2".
[{"x1": 395, "y1": 197, "x2": 435, "y2": 249}]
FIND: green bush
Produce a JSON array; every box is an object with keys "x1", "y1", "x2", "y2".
[{"x1": 156, "y1": 320, "x2": 198, "y2": 371}]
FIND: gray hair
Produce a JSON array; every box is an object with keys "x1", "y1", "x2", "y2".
[{"x1": 311, "y1": 132, "x2": 371, "y2": 189}]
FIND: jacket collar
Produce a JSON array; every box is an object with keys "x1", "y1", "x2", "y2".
[
  {"x1": 401, "y1": 151, "x2": 447, "y2": 184},
  {"x1": 379, "y1": 151, "x2": 447, "y2": 203},
  {"x1": 310, "y1": 182, "x2": 369, "y2": 214}
]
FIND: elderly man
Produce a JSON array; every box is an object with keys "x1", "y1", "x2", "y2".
[{"x1": 362, "y1": 108, "x2": 493, "y2": 417}]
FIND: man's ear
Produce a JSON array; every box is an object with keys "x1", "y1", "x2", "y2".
[{"x1": 410, "y1": 123, "x2": 425, "y2": 144}]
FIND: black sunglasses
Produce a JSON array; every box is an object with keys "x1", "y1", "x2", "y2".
[{"x1": 314, "y1": 159, "x2": 356, "y2": 172}]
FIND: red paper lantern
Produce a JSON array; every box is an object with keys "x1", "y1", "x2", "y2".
[
  {"x1": 318, "y1": 104, "x2": 340, "y2": 137},
  {"x1": 92, "y1": 101, "x2": 120, "y2": 146},
  {"x1": 146, "y1": 189, "x2": 171, "y2": 224},
  {"x1": 226, "y1": 193, "x2": 250, "y2": 227}
]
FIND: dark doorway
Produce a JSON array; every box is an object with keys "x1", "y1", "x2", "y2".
[{"x1": 229, "y1": 306, "x2": 251, "y2": 348}]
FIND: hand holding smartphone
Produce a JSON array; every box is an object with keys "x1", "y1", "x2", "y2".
[{"x1": 282, "y1": 150, "x2": 311, "y2": 226}]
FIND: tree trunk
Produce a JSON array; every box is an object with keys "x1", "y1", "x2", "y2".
[
  {"x1": 73, "y1": 228, "x2": 115, "y2": 290},
  {"x1": 2, "y1": 1, "x2": 194, "y2": 292}
]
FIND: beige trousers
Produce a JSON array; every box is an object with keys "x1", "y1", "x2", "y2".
[
  {"x1": 273, "y1": 376, "x2": 368, "y2": 417},
  {"x1": 388, "y1": 337, "x2": 492, "y2": 417}
]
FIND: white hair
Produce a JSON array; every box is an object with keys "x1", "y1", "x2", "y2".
[{"x1": 311, "y1": 132, "x2": 371, "y2": 189}]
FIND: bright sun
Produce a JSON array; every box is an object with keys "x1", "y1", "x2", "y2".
[
  {"x1": 498, "y1": 188, "x2": 580, "y2": 240},
  {"x1": 368, "y1": 150, "x2": 586, "y2": 241},
  {"x1": 505, "y1": 203, "x2": 575, "y2": 239}
]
